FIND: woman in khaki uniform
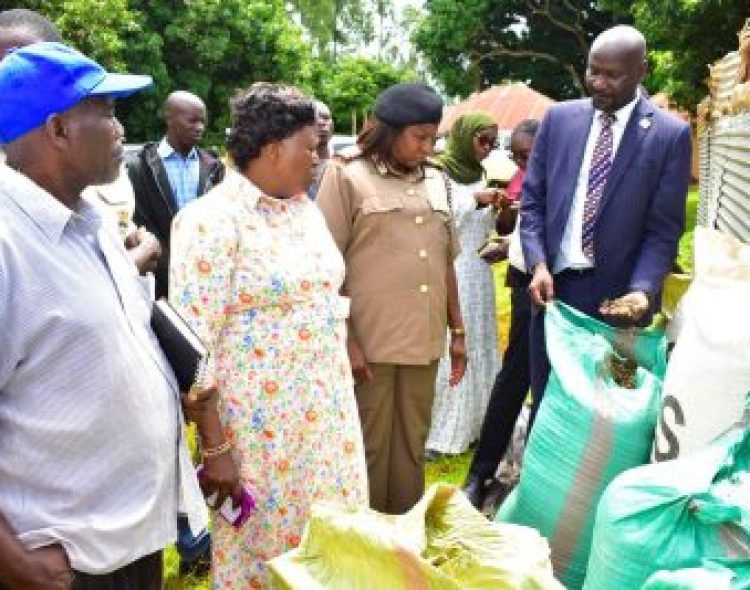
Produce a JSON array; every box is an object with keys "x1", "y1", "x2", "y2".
[{"x1": 317, "y1": 83, "x2": 467, "y2": 514}]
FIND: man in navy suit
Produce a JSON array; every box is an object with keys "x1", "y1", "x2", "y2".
[{"x1": 521, "y1": 25, "x2": 692, "y2": 418}]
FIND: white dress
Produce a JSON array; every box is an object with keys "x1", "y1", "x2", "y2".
[{"x1": 427, "y1": 179, "x2": 501, "y2": 454}]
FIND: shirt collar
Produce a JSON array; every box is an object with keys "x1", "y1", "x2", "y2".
[
  {"x1": 224, "y1": 166, "x2": 307, "y2": 212},
  {"x1": 371, "y1": 155, "x2": 425, "y2": 182},
  {"x1": 595, "y1": 90, "x2": 640, "y2": 127},
  {"x1": 0, "y1": 163, "x2": 82, "y2": 243},
  {"x1": 157, "y1": 137, "x2": 199, "y2": 161}
]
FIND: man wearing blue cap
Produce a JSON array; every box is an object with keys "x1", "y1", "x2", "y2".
[{"x1": 0, "y1": 42, "x2": 207, "y2": 589}]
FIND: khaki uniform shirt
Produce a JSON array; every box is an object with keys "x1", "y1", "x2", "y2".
[{"x1": 317, "y1": 155, "x2": 459, "y2": 365}]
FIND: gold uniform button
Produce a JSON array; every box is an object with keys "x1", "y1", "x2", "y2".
[
  {"x1": 418, "y1": 248, "x2": 428, "y2": 259},
  {"x1": 415, "y1": 215, "x2": 424, "y2": 225},
  {"x1": 419, "y1": 284, "x2": 429, "y2": 293},
  {"x1": 407, "y1": 188, "x2": 416, "y2": 196}
]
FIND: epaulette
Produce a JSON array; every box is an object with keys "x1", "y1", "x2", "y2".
[{"x1": 333, "y1": 145, "x2": 363, "y2": 163}]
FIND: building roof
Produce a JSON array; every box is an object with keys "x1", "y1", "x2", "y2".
[{"x1": 439, "y1": 83, "x2": 556, "y2": 135}]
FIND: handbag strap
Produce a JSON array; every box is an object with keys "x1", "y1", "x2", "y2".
[{"x1": 440, "y1": 169, "x2": 455, "y2": 249}]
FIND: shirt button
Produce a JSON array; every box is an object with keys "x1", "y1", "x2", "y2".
[
  {"x1": 415, "y1": 216, "x2": 424, "y2": 225},
  {"x1": 418, "y1": 248, "x2": 427, "y2": 259},
  {"x1": 407, "y1": 188, "x2": 416, "y2": 196},
  {"x1": 419, "y1": 284, "x2": 429, "y2": 294}
]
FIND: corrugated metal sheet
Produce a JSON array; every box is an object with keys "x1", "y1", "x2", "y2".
[
  {"x1": 699, "y1": 112, "x2": 750, "y2": 244},
  {"x1": 698, "y1": 19, "x2": 750, "y2": 245},
  {"x1": 698, "y1": 130, "x2": 711, "y2": 226}
]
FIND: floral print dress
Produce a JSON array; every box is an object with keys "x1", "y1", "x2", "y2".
[{"x1": 170, "y1": 169, "x2": 368, "y2": 589}]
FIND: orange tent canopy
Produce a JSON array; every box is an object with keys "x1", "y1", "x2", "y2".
[{"x1": 439, "y1": 83, "x2": 556, "y2": 135}]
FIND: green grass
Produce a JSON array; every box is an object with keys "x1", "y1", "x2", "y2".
[
  {"x1": 425, "y1": 451, "x2": 473, "y2": 487},
  {"x1": 165, "y1": 187, "x2": 699, "y2": 588},
  {"x1": 677, "y1": 186, "x2": 699, "y2": 274}
]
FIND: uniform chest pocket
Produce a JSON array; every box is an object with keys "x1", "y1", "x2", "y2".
[{"x1": 361, "y1": 192, "x2": 404, "y2": 215}]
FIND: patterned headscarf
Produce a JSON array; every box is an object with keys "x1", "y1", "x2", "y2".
[{"x1": 438, "y1": 111, "x2": 496, "y2": 184}]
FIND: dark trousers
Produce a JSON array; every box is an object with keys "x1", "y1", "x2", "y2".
[
  {"x1": 468, "y1": 267, "x2": 532, "y2": 482},
  {"x1": 73, "y1": 551, "x2": 162, "y2": 590}
]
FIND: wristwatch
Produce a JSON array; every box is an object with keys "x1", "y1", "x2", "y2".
[{"x1": 449, "y1": 326, "x2": 466, "y2": 336}]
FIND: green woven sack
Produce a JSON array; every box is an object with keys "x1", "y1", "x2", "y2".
[
  {"x1": 642, "y1": 558, "x2": 750, "y2": 590},
  {"x1": 496, "y1": 301, "x2": 665, "y2": 589},
  {"x1": 583, "y1": 396, "x2": 750, "y2": 589}
]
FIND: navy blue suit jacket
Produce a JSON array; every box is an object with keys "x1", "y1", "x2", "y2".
[{"x1": 520, "y1": 97, "x2": 692, "y2": 318}]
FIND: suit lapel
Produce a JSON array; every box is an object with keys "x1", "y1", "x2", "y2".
[
  {"x1": 559, "y1": 102, "x2": 595, "y2": 219},
  {"x1": 595, "y1": 97, "x2": 654, "y2": 221}
]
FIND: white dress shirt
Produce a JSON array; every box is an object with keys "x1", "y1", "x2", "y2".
[
  {"x1": 553, "y1": 93, "x2": 640, "y2": 273},
  {"x1": 0, "y1": 165, "x2": 207, "y2": 574}
]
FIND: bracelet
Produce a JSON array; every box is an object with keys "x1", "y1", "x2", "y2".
[
  {"x1": 202, "y1": 440, "x2": 231, "y2": 459},
  {"x1": 450, "y1": 326, "x2": 466, "y2": 336}
]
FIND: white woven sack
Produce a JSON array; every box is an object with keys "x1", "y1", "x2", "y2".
[{"x1": 653, "y1": 227, "x2": 750, "y2": 461}]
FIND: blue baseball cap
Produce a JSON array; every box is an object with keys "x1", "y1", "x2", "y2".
[{"x1": 0, "y1": 42, "x2": 152, "y2": 143}]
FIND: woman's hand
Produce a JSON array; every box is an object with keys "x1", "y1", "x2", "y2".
[
  {"x1": 347, "y1": 337, "x2": 373, "y2": 383},
  {"x1": 182, "y1": 381, "x2": 219, "y2": 424},
  {"x1": 199, "y1": 452, "x2": 241, "y2": 511},
  {"x1": 448, "y1": 333, "x2": 467, "y2": 387},
  {"x1": 474, "y1": 188, "x2": 500, "y2": 208},
  {"x1": 183, "y1": 380, "x2": 241, "y2": 509}
]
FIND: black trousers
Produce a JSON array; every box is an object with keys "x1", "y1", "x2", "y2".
[
  {"x1": 73, "y1": 551, "x2": 163, "y2": 590},
  {"x1": 468, "y1": 266, "x2": 532, "y2": 482}
]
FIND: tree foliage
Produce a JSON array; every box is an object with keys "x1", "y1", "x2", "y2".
[
  {"x1": 309, "y1": 56, "x2": 415, "y2": 134},
  {"x1": 602, "y1": 0, "x2": 748, "y2": 109},
  {"x1": 1, "y1": 0, "x2": 309, "y2": 143},
  {"x1": 0, "y1": 0, "x2": 419, "y2": 143},
  {"x1": 414, "y1": 0, "x2": 626, "y2": 100},
  {"x1": 415, "y1": 0, "x2": 748, "y2": 110}
]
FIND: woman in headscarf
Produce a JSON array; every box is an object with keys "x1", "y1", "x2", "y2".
[
  {"x1": 316, "y1": 82, "x2": 467, "y2": 515},
  {"x1": 170, "y1": 83, "x2": 368, "y2": 588},
  {"x1": 426, "y1": 111, "x2": 503, "y2": 457}
]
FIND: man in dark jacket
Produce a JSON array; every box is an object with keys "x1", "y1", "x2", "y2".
[{"x1": 128, "y1": 91, "x2": 225, "y2": 298}]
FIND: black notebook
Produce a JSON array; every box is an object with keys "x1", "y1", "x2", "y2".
[{"x1": 151, "y1": 299, "x2": 207, "y2": 391}]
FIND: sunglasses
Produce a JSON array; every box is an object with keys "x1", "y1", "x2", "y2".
[{"x1": 476, "y1": 133, "x2": 499, "y2": 150}]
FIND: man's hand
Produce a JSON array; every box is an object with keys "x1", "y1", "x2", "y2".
[
  {"x1": 124, "y1": 227, "x2": 161, "y2": 275},
  {"x1": 3, "y1": 545, "x2": 73, "y2": 590},
  {"x1": 528, "y1": 262, "x2": 554, "y2": 308},
  {"x1": 599, "y1": 291, "x2": 650, "y2": 326},
  {"x1": 448, "y1": 333, "x2": 467, "y2": 387},
  {"x1": 347, "y1": 337, "x2": 373, "y2": 384}
]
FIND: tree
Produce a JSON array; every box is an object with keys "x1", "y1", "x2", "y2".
[
  {"x1": 602, "y1": 0, "x2": 748, "y2": 109},
  {"x1": 287, "y1": 0, "x2": 375, "y2": 62},
  {"x1": 0, "y1": 0, "x2": 310, "y2": 143},
  {"x1": 309, "y1": 56, "x2": 415, "y2": 134},
  {"x1": 126, "y1": 0, "x2": 309, "y2": 144},
  {"x1": 414, "y1": 0, "x2": 626, "y2": 100}
]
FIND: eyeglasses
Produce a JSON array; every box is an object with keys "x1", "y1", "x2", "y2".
[{"x1": 476, "y1": 133, "x2": 499, "y2": 150}]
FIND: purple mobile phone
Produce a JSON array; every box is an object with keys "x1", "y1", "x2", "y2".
[{"x1": 196, "y1": 466, "x2": 256, "y2": 529}]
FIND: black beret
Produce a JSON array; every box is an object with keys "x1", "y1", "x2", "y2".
[{"x1": 373, "y1": 82, "x2": 443, "y2": 127}]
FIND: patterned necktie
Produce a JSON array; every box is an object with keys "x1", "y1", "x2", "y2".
[{"x1": 581, "y1": 112, "x2": 616, "y2": 262}]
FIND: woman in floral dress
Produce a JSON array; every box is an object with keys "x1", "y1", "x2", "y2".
[{"x1": 170, "y1": 84, "x2": 368, "y2": 588}]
